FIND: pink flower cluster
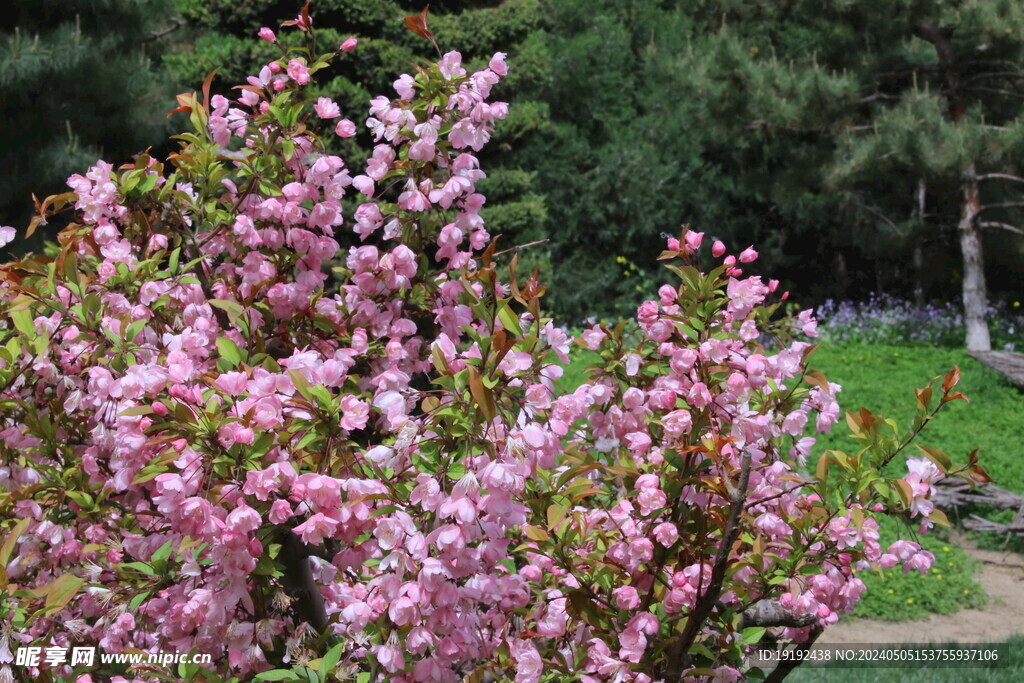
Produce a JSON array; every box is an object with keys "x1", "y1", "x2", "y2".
[{"x1": 0, "y1": 18, "x2": 964, "y2": 683}]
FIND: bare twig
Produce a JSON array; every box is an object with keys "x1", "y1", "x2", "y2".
[
  {"x1": 145, "y1": 18, "x2": 185, "y2": 43},
  {"x1": 494, "y1": 238, "x2": 550, "y2": 257},
  {"x1": 979, "y1": 202, "x2": 1024, "y2": 213}
]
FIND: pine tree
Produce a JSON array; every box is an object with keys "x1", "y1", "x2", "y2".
[
  {"x1": 670, "y1": 0, "x2": 1024, "y2": 350},
  {"x1": 0, "y1": 0, "x2": 180, "y2": 251}
]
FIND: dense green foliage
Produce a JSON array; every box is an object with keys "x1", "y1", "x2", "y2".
[
  {"x1": 4, "y1": 0, "x2": 1024, "y2": 321},
  {"x1": 0, "y1": 0, "x2": 179, "y2": 250}
]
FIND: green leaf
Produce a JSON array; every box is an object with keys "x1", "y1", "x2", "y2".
[
  {"x1": 9, "y1": 308, "x2": 35, "y2": 337},
  {"x1": 33, "y1": 574, "x2": 86, "y2": 616},
  {"x1": 742, "y1": 627, "x2": 767, "y2": 644},
  {"x1": 209, "y1": 299, "x2": 246, "y2": 325},
  {"x1": 168, "y1": 248, "x2": 181, "y2": 275},
  {"x1": 255, "y1": 670, "x2": 303, "y2": 681},
  {"x1": 318, "y1": 642, "x2": 344, "y2": 683},
  {"x1": 216, "y1": 337, "x2": 244, "y2": 368}
]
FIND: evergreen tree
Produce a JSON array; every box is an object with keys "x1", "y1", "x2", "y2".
[
  {"x1": 669, "y1": 1, "x2": 1024, "y2": 350},
  {"x1": 0, "y1": 0, "x2": 180, "y2": 252}
]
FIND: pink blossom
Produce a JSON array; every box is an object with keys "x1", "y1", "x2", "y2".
[
  {"x1": 653, "y1": 522, "x2": 679, "y2": 547},
  {"x1": 258, "y1": 27, "x2": 276, "y2": 42},
  {"x1": 739, "y1": 246, "x2": 759, "y2": 263},
  {"x1": 340, "y1": 37, "x2": 358, "y2": 52},
  {"x1": 292, "y1": 513, "x2": 338, "y2": 545},
  {"x1": 286, "y1": 59, "x2": 310, "y2": 85},
  {"x1": 314, "y1": 97, "x2": 340, "y2": 119},
  {"x1": 335, "y1": 118, "x2": 357, "y2": 138}
]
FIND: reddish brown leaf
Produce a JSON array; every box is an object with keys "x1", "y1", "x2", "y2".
[
  {"x1": 969, "y1": 465, "x2": 993, "y2": 483},
  {"x1": 942, "y1": 366, "x2": 961, "y2": 393},
  {"x1": 201, "y1": 68, "x2": 219, "y2": 112},
  {"x1": 404, "y1": 7, "x2": 433, "y2": 40}
]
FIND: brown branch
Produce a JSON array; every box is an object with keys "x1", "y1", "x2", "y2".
[
  {"x1": 739, "y1": 600, "x2": 819, "y2": 630},
  {"x1": 493, "y1": 238, "x2": 550, "y2": 257},
  {"x1": 144, "y1": 18, "x2": 185, "y2": 43},
  {"x1": 855, "y1": 91, "x2": 899, "y2": 104},
  {"x1": 764, "y1": 625, "x2": 825, "y2": 683},
  {"x1": 280, "y1": 532, "x2": 329, "y2": 633},
  {"x1": 965, "y1": 86, "x2": 1024, "y2": 100},
  {"x1": 664, "y1": 451, "x2": 753, "y2": 680},
  {"x1": 980, "y1": 202, "x2": 1024, "y2": 213}
]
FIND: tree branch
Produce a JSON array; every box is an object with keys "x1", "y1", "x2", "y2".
[
  {"x1": 763, "y1": 625, "x2": 825, "y2": 683},
  {"x1": 664, "y1": 452, "x2": 753, "y2": 679},
  {"x1": 739, "y1": 600, "x2": 819, "y2": 630},
  {"x1": 855, "y1": 91, "x2": 899, "y2": 104},
  {"x1": 979, "y1": 220, "x2": 1024, "y2": 235},
  {"x1": 280, "y1": 532, "x2": 329, "y2": 634},
  {"x1": 979, "y1": 202, "x2": 1024, "y2": 213},
  {"x1": 966, "y1": 86, "x2": 1024, "y2": 100},
  {"x1": 978, "y1": 173, "x2": 1024, "y2": 184},
  {"x1": 144, "y1": 18, "x2": 185, "y2": 43}
]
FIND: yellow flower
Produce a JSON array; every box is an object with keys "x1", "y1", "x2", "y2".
[
  {"x1": 964, "y1": 589, "x2": 971, "y2": 595},
  {"x1": 942, "y1": 546, "x2": 949, "y2": 552},
  {"x1": 907, "y1": 598, "x2": 914, "y2": 604},
  {"x1": 887, "y1": 589, "x2": 895, "y2": 594},
  {"x1": 937, "y1": 575, "x2": 943, "y2": 580}
]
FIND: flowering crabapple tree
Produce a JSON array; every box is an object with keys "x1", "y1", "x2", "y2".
[{"x1": 0, "y1": 5, "x2": 990, "y2": 682}]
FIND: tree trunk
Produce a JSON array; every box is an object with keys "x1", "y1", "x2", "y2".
[
  {"x1": 833, "y1": 250, "x2": 848, "y2": 300},
  {"x1": 913, "y1": 23, "x2": 993, "y2": 351},
  {"x1": 960, "y1": 163, "x2": 992, "y2": 351},
  {"x1": 913, "y1": 179, "x2": 926, "y2": 308}
]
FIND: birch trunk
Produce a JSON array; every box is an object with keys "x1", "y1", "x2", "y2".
[{"x1": 960, "y1": 163, "x2": 992, "y2": 351}]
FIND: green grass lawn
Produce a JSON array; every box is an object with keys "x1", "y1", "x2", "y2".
[
  {"x1": 807, "y1": 343, "x2": 1024, "y2": 493},
  {"x1": 848, "y1": 517, "x2": 984, "y2": 620},
  {"x1": 805, "y1": 343, "x2": 1023, "y2": 618},
  {"x1": 808, "y1": 342, "x2": 1024, "y2": 557}
]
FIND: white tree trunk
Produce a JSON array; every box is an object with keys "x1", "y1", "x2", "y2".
[{"x1": 960, "y1": 163, "x2": 992, "y2": 352}]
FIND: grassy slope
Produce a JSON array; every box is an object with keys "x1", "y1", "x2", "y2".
[
  {"x1": 806, "y1": 343, "x2": 1024, "y2": 492},
  {"x1": 807, "y1": 343, "x2": 1024, "y2": 619}
]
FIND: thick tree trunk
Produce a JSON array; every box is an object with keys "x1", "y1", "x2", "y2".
[{"x1": 959, "y1": 164, "x2": 992, "y2": 351}]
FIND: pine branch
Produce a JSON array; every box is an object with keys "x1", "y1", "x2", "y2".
[{"x1": 966, "y1": 86, "x2": 1024, "y2": 100}]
